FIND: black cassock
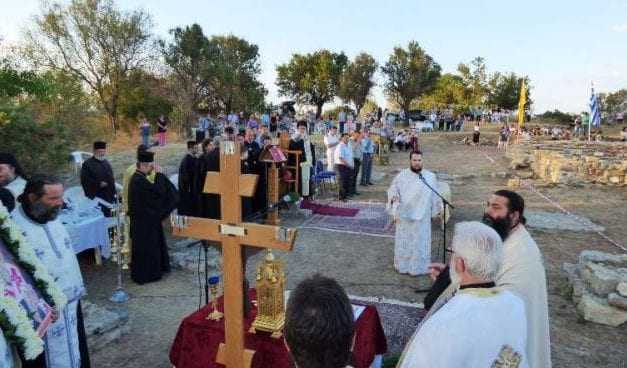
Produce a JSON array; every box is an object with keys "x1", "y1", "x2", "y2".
[
  {"x1": 80, "y1": 157, "x2": 116, "y2": 213},
  {"x1": 128, "y1": 171, "x2": 178, "y2": 284},
  {"x1": 197, "y1": 148, "x2": 221, "y2": 219},
  {"x1": 177, "y1": 153, "x2": 199, "y2": 216},
  {"x1": 242, "y1": 140, "x2": 265, "y2": 217},
  {"x1": 288, "y1": 138, "x2": 315, "y2": 196}
]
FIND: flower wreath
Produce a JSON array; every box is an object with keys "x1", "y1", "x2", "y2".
[{"x1": 0, "y1": 203, "x2": 67, "y2": 360}]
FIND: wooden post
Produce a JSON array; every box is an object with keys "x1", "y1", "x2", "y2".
[
  {"x1": 171, "y1": 141, "x2": 297, "y2": 368},
  {"x1": 266, "y1": 163, "x2": 280, "y2": 225}
]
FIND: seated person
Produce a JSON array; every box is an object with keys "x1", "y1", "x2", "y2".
[
  {"x1": 397, "y1": 222, "x2": 528, "y2": 368},
  {"x1": 285, "y1": 274, "x2": 355, "y2": 368},
  {"x1": 394, "y1": 132, "x2": 406, "y2": 151}
]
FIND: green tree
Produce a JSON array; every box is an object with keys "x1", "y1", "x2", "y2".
[
  {"x1": 457, "y1": 57, "x2": 488, "y2": 106},
  {"x1": 118, "y1": 70, "x2": 173, "y2": 132},
  {"x1": 486, "y1": 73, "x2": 531, "y2": 110},
  {"x1": 276, "y1": 49, "x2": 348, "y2": 118},
  {"x1": 23, "y1": 0, "x2": 153, "y2": 135},
  {"x1": 0, "y1": 62, "x2": 51, "y2": 99},
  {"x1": 381, "y1": 41, "x2": 441, "y2": 117},
  {"x1": 536, "y1": 110, "x2": 574, "y2": 124},
  {"x1": 418, "y1": 73, "x2": 466, "y2": 111},
  {"x1": 598, "y1": 89, "x2": 627, "y2": 121},
  {"x1": 206, "y1": 35, "x2": 267, "y2": 114},
  {"x1": 359, "y1": 99, "x2": 379, "y2": 119},
  {"x1": 338, "y1": 52, "x2": 378, "y2": 116},
  {"x1": 160, "y1": 23, "x2": 213, "y2": 128}
]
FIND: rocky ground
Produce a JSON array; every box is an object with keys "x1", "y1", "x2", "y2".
[{"x1": 77, "y1": 131, "x2": 626, "y2": 367}]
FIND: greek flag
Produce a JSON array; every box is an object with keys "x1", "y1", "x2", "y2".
[{"x1": 589, "y1": 87, "x2": 601, "y2": 127}]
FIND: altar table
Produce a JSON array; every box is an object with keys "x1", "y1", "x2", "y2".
[{"x1": 170, "y1": 289, "x2": 387, "y2": 368}]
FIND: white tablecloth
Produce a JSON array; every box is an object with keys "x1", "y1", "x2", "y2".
[{"x1": 59, "y1": 206, "x2": 111, "y2": 259}]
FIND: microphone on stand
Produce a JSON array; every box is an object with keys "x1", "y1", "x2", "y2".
[
  {"x1": 244, "y1": 192, "x2": 301, "y2": 222},
  {"x1": 267, "y1": 192, "x2": 301, "y2": 211}
]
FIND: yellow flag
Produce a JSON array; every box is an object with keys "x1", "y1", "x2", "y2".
[{"x1": 518, "y1": 79, "x2": 527, "y2": 126}]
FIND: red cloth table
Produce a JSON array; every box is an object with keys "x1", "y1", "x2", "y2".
[{"x1": 170, "y1": 289, "x2": 387, "y2": 368}]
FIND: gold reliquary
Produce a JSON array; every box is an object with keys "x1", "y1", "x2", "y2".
[{"x1": 250, "y1": 250, "x2": 286, "y2": 338}]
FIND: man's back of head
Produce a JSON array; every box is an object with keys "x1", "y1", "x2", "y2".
[{"x1": 285, "y1": 274, "x2": 354, "y2": 368}]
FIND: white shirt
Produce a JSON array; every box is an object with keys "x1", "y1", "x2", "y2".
[{"x1": 334, "y1": 141, "x2": 353, "y2": 167}]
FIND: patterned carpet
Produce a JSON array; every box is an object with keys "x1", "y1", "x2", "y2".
[
  {"x1": 299, "y1": 201, "x2": 395, "y2": 237},
  {"x1": 350, "y1": 296, "x2": 425, "y2": 355}
]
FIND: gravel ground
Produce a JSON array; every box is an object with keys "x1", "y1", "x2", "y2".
[{"x1": 80, "y1": 133, "x2": 626, "y2": 368}]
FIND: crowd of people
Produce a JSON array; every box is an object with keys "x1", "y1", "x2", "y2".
[{"x1": 0, "y1": 103, "x2": 559, "y2": 368}]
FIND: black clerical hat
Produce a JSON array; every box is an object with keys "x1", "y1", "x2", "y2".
[
  {"x1": 187, "y1": 141, "x2": 197, "y2": 149},
  {"x1": 0, "y1": 153, "x2": 24, "y2": 177},
  {"x1": 297, "y1": 120, "x2": 307, "y2": 127},
  {"x1": 93, "y1": 141, "x2": 107, "y2": 150},
  {"x1": 137, "y1": 150, "x2": 154, "y2": 163}
]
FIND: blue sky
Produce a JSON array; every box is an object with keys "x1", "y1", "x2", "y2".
[{"x1": 2, "y1": 0, "x2": 627, "y2": 113}]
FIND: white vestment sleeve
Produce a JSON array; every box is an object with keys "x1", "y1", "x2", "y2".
[
  {"x1": 386, "y1": 174, "x2": 401, "y2": 216},
  {"x1": 0, "y1": 331, "x2": 15, "y2": 368}
]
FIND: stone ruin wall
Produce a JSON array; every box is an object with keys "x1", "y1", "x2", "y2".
[{"x1": 507, "y1": 141, "x2": 627, "y2": 186}]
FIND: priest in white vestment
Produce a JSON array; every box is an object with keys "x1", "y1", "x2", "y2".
[
  {"x1": 387, "y1": 151, "x2": 441, "y2": 275},
  {"x1": 398, "y1": 222, "x2": 528, "y2": 368},
  {"x1": 12, "y1": 175, "x2": 88, "y2": 368},
  {"x1": 424, "y1": 190, "x2": 551, "y2": 368}
]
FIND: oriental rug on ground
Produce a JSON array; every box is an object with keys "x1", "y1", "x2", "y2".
[{"x1": 299, "y1": 200, "x2": 395, "y2": 237}]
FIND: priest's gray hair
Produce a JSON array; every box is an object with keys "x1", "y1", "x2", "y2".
[{"x1": 451, "y1": 221, "x2": 504, "y2": 281}]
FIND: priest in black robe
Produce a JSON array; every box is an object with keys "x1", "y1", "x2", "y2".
[
  {"x1": 242, "y1": 128, "x2": 265, "y2": 217},
  {"x1": 80, "y1": 141, "x2": 116, "y2": 216},
  {"x1": 288, "y1": 121, "x2": 316, "y2": 197},
  {"x1": 197, "y1": 137, "x2": 221, "y2": 219},
  {"x1": 177, "y1": 141, "x2": 200, "y2": 216},
  {"x1": 128, "y1": 151, "x2": 178, "y2": 284}
]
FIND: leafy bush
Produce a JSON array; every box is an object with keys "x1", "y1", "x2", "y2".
[
  {"x1": 535, "y1": 110, "x2": 574, "y2": 124},
  {"x1": 0, "y1": 107, "x2": 73, "y2": 175}
]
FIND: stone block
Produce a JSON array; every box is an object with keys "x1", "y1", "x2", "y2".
[
  {"x1": 581, "y1": 262, "x2": 625, "y2": 297},
  {"x1": 563, "y1": 262, "x2": 585, "y2": 304},
  {"x1": 579, "y1": 250, "x2": 627, "y2": 268},
  {"x1": 577, "y1": 291, "x2": 627, "y2": 327},
  {"x1": 608, "y1": 293, "x2": 627, "y2": 310},
  {"x1": 507, "y1": 178, "x2": 521, "y2": 188},
  {"x1": 82, "y1": 301, "x2": 130, "y2": 352},
  {"x1": 617, "y1": 282, "x2": 627, "y2": 298}
]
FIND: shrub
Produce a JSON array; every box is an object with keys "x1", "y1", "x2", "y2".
[{"x1": 0, "y1": 107, "x2": 73, "y2": 175}]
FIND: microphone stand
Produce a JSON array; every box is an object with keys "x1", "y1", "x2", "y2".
[
  {"x1": 243, "y1": 196, "x2": 298, "y2": 222},
  {"x1": 412, "y1": 172, "x2": 455, "y2": 294},
  {"x1": 418, "y1": 173, "x2": 454, "y2": 264}
]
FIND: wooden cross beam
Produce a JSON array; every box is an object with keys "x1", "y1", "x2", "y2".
[{"x1": 171, "y1": 141, "x2": 297, "y2": 368}]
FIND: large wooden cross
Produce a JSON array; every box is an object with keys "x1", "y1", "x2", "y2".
[{"x1": 171, "y1": 141, "x2": 297, "y2": 368}]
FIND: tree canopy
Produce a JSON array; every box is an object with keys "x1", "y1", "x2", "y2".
[
  {"x1": 381, "y1": 41, "x2": 441, "y2": 115},
  {"x1": 23, "y1": 0, "x2": 154, "y2": 135},
  {"x1": 276, "y1": 49, "x2": 348, "y2": 118},
  {"x1": 338, "y1": 52, "x2": 378, "y2": 116}
]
